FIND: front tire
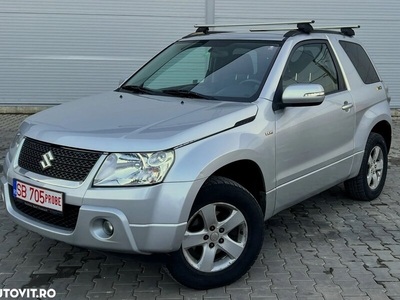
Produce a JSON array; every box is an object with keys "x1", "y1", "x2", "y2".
[
  {"x1": 166, "y1": 176, "x2": 264, "y2": 289},
  {"x1": 345, "y1": 132, "x2": 388, "y2": 201}
]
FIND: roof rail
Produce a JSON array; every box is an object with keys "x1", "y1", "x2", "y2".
[
  {"x1": 192, "y1": 21, "x2": 360, "y2": 37},
  {"x1": 194, "y1": 20, "x2": 315, "y2": 34},
  {"x1": 251, "y1": 25, "x2": 360, "y2": 37},
  {"x1": 315, "y1": 25, "x2": 360, "y2": 37}
]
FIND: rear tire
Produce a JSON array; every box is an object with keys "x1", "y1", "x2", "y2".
[
  {"x1": 166, "y1": 176, "x2": 264, "y2": 289},
  {"x1": 345, "y1": 132, "x2": 388, "y2": 201}
]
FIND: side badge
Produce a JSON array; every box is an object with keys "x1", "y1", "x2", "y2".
[{"x1": 265, "y1": 131, "x2": 274, "y2": 136}]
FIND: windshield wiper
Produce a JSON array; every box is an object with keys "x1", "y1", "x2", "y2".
[
  {"x1": 161, "y1": 89, "x2": 215, "y2": 100},
  {"x1": 119, "y1": 85, "x2": 159, "y2": 95}
]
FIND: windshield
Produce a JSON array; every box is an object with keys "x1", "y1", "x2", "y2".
[{"x1": 122, "y1": 39, "x2": 281, "y2": 102}]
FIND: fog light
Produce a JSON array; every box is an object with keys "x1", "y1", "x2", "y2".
[{"x1": 102, "y1": 220, "x2": 114, "y2": 236}]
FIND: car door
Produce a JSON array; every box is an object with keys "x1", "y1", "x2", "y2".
[{"x1": 274, "y1": 40, "x2": 355, "y2": 213}]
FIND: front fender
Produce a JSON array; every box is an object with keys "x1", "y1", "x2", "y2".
[
  {"x1": 164, "y1": 115, "x2": 275, "y2": 198},
  {"x1": 169, "y1": 131, "x2": 273, "y2": 180},
  {"x1": 162, "y1": 99, "x2": 276, "y2": 224}
]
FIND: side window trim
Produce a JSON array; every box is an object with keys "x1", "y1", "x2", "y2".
[
  {"x1": 323, "y1": 41, "x2": 346, "y2": 93},
  {"x1": 282, "y1": 39, "x2": 346, "y2": 94},
  {"x1": 339, "y1": 40, "x2": 380, "y2": 85}
]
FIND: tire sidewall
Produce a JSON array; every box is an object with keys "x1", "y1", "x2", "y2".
[
  {"x1": 361, "y1": 133, "x2": 388, "y2": 199},
  {"x1": 168, "y1": 178, "x2": 264, "y2": 289}
]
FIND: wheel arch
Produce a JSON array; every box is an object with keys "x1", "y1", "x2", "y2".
[
  {"x1": 354, "y1": 101, "x2": 392, "y2": 154},
  {"x1": 350, "y1": 101, "x2": 392, "y2": 179},
  {"x1": 167, "y1": 127, "x2": 274, "y2": 218},
  {"x1": 211, "y1": 160, "x2": 266, "y2": 216},
  {"x1": 371, "y1": 120, "x2": 392, "y2": 154}
]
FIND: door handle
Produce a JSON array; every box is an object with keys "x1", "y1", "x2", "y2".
[{"x1": 342, "y1": 102, "x2": 353, "y2": 111}]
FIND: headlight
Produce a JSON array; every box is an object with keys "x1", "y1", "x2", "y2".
[
  {"x1": 93, "y1": 150, "x2": 174, "y2": 186},
  {"x1": 8, "y1": 131, "x2": 23, "y2": 162}
]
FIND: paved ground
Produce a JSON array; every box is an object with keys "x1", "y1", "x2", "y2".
[{"x1": 0, "y1": 114, "x2": 399, "y2": 300}]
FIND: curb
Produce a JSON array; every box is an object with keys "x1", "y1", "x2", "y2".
[
  {"x1": 0, "y1": 106, "x2": 53, "y2": 114},
  {"x1": 392, "y1": 109, "x2": 400, "y2": 118}
]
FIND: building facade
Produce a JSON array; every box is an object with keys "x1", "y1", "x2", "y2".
[{"x1": 1, "y1": 0, "x2": 398, "y2": 107}]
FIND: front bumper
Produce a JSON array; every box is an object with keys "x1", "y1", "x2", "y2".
[{"x1": 1, "y1": 152, "x2": 202, "y2": 254}]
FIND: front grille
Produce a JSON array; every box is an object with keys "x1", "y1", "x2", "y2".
[
  {"x1": 18, "y1": 137, "x2": 102, "y2": 182},
  {"x1": 10, "y1": 186, "x2": 79, "y2": 230}
]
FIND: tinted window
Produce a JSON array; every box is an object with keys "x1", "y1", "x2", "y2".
[
  {"x1": 124, "y1": 40, "x2": 281, "y2": 102},
  {"x1": 283, "y1": 43, "x2": 339, "y2": 94},
  {"x1": 145, "y1": 47, "x2": 210, "y2": 89},
  {"x1": 340, "y1": 41, "x2": 380, "y2": 84}
]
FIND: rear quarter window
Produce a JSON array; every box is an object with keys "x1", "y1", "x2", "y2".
[{"x1": 339, "y1": 41, "x2": 380, "y2": 84}]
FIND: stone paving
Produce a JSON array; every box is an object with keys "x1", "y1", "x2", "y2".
[{"x1": 0, "y1": 114, "x2": 399, "y2": 300}]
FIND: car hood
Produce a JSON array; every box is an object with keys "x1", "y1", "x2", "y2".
[{"x1": 21, "y1": 91, "x2": 258, "y2": 152}]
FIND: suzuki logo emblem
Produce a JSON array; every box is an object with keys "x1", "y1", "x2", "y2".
[{"x1": 40, "y1": 151, "x2": 55, "y2": 170}]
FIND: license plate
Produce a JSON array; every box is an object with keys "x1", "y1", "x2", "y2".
[{"x1": 13, "y1": 179, "x2": 64, "y2": 213}]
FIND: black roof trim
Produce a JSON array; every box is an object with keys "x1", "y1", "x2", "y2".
[
  {"x1": 297, "y1": 22, "x2": 314, "y2": 34},
  {"x1": 285, "y1": 27, "x2": 359, "y2": 38},
  {"x1": 341, "y1": 27, "x2": 356, "y2": 37},
  {"x1": 196, "y1": 26, "x2": 209, "y2": 34}
]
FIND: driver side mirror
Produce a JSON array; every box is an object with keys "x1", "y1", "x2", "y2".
[{"x1": 281, "y1": 83, "x2": 325, "y2": 107}]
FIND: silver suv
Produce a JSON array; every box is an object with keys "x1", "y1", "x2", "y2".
[{"x1": 0, "y1": 21, "x2": 392, "y2": 289}]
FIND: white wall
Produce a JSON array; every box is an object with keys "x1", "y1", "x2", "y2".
[
  {"x1": 0, "y1": 0, "x2": 398, "y2": 107},
  {"x1": 0, "y1": 1, "x2": 204, "y2": 104}
]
